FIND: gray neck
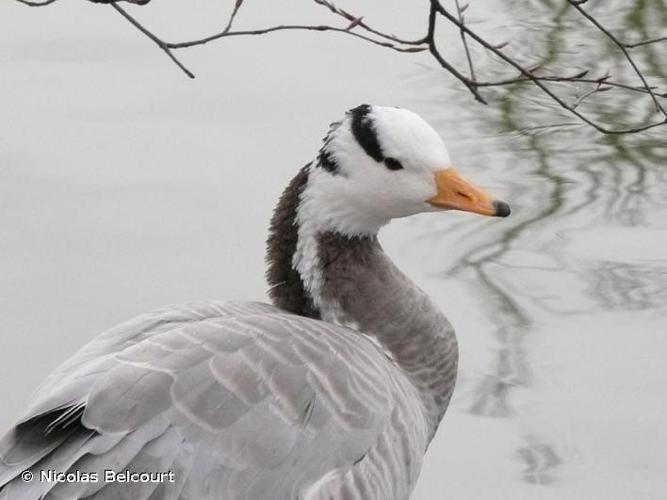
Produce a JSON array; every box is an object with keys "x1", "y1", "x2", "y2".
[{"x1": 266, "y1": 167, "x2": 458, "y2": 438}]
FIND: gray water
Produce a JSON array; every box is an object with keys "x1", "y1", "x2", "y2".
[{"x1": 1, "y1": 1, "x2": 666, "y2": 499}]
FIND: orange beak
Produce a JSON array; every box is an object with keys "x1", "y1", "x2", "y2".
[{"x1": 427, "y1": 168, "x2": 510, "y2": 217}]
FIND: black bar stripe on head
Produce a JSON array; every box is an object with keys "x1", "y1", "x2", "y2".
[{"x1": 349, "y1": 104, "x2": 384, "y2": 162}]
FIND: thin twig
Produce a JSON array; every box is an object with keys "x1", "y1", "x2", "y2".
[
  {"x1": 110, "y1": 3, "x2": 195, "y2": 78},
  {"x1": 571, "y1": 82, "x2": 610, "y2": 109},
  {"x1": 474, "y1": 74, "x2": 667, "y2": 98},
  {"x1": 311, "y1": 0, "x2": 427, "y2": 46},
  {"x1": 222, "y1": 0, "x2": 243, "y2": 34},
  {"x1": 454, "y1": 0, "x2": 476, "y2": 82},
  {"x1": 15, "y1": 0, "x2": 58, "y2": 5},
  {"x1": 624, "y1": 35, "x2": 667, "y2": 48}
]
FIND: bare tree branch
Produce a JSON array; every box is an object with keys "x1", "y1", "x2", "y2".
[
  {"x1": 166, "y1": 25, "x2": 428, "y2": 53},
  {"x1": 105, "y1": 1, "x2": 427, "y2": 78},
  {"x1": 566, "y1": 0, "x2": 666, "y2": 117},
  {"x1": 431, "y1": 0, "x2": 667, "y2": 134},
  {"x1": 110, "y1": 3, "x2": 195, "y2": 78},
  {"x1": 426, "y1": 0, "x2": 487, "y2": 104},
  {"x1": 14, "y1": 0, "x2": 667, "y2": 134}
]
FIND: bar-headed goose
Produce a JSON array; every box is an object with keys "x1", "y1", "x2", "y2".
[{"x1": 0, "y1": 104, "x2": 509, "y2": 500}]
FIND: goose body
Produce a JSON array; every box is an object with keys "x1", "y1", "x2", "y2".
[{"x1": 0, "y1": 105, "x2": 509, "y2": 500}]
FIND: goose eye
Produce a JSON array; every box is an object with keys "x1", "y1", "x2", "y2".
[{"x1": 384, "y1": 158, "x2": 403, "y2": 171}]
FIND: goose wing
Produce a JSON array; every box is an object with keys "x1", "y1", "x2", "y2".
[{"x1": 0, "y1": 302, "x2": 423, "y2": 500}]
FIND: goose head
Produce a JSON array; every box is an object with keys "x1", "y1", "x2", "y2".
[{"x1": 300, "y1": 104, "x2": 510, "y2": 236}]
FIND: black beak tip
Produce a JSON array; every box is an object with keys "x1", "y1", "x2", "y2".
[{"x1": 492, "y1": 200, "x2": 511, "y2": 218}]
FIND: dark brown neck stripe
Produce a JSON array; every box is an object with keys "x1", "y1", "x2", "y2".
[{"x1": 265, "y1": 165, "x2": 321, "y2": 319}]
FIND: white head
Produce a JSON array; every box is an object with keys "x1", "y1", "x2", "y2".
[{"x1": 299, "y1": 104, "x2": 509, "y2": 235}]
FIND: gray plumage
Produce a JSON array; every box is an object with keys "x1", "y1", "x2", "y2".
[
  {"x1": 0, "y1": 300, "x2": 443, "y2": 499},
  {"x1": 0, "y1": 105, "x2": 485, "y2": 500}
]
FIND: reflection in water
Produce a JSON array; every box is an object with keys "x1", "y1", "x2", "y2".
[
  {"x1": 588, "y1": 261, "x2": 667, "y2": 312},
  {"x1": 515, "y1": 437, "x2": 562, "y2": 485},
  {"x1": 428, "y1": 0, "x2": 667, "y2": 486}
]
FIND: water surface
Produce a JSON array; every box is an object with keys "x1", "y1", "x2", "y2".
[{"x1": 1, "y1": 1, "x2": 666, "y2": 498}]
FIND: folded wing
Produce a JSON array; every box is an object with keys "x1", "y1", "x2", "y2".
[{"x1": 0, "y1": 302, "x2": 417, "y2": 500}]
